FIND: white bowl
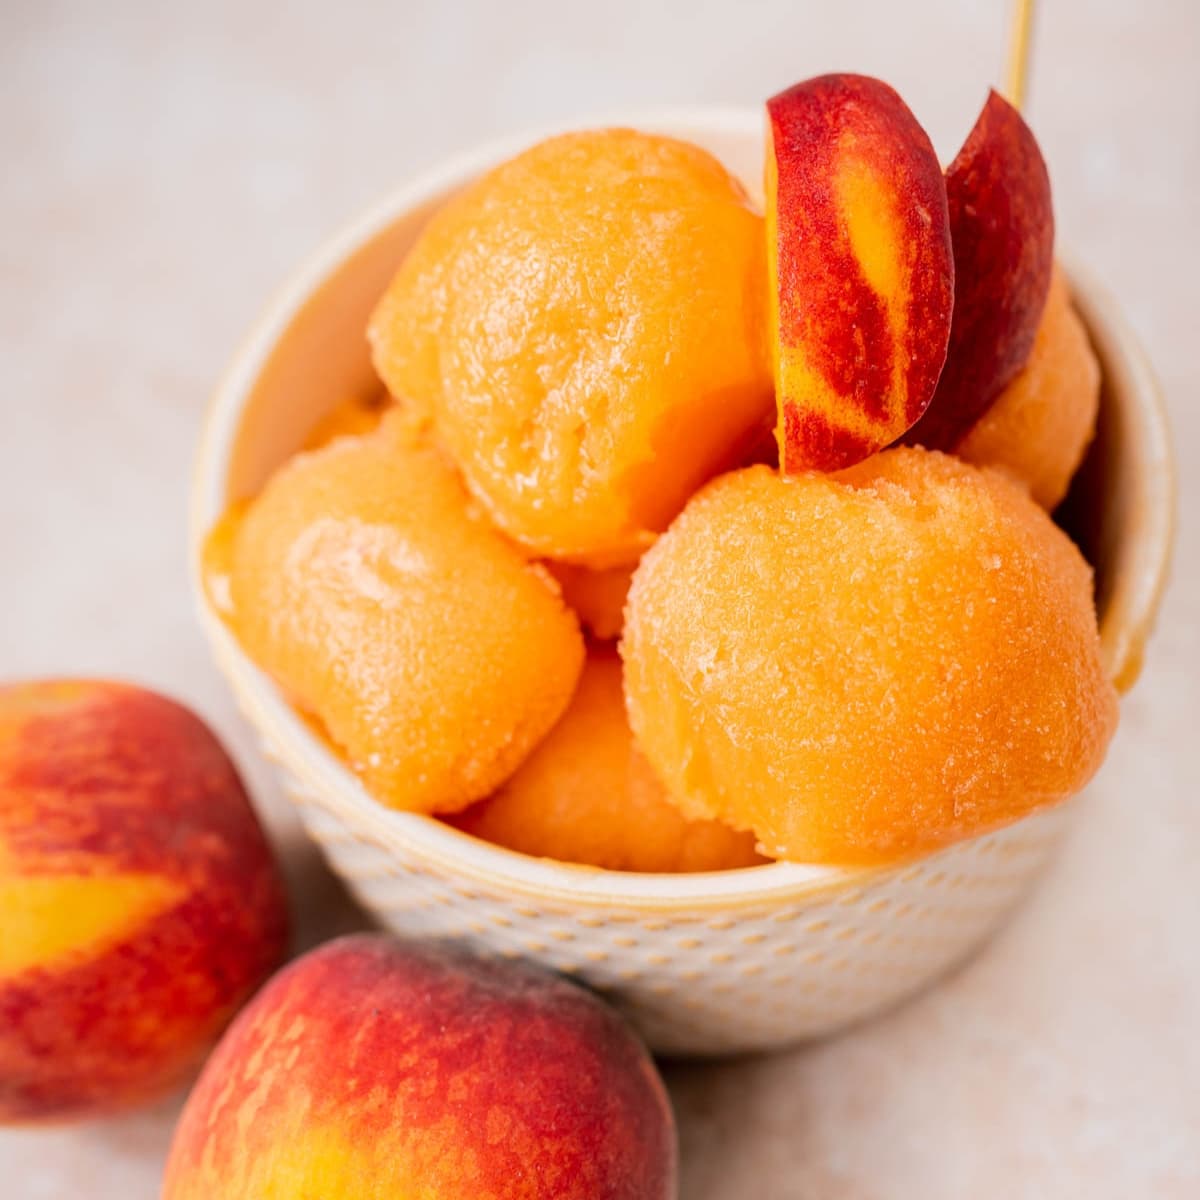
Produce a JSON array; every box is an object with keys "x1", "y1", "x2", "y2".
[{"x1": 190, "y1": 108, "x2": 1174, "y2": 1056}]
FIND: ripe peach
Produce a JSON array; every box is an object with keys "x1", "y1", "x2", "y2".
[
  {"x1": 622, "y1": 451, "x2": 1118, "y2": 865},
  {"x1": 0, "y1": 681, "x2": 288, "y2": 1123},
  {"x1": 223, "y1": 412, "x2": 585, "y2": 814},
  {"x1": 766, "y1": 74, "x2": 954, "y2": 471},
  {"x1": 956, "y1": 266, "x2": 1100, "y2": 510},
  {"x1": 450, "y1": 649, "x2": 765, "y2": 872},
  {"x1": 369, "y1": 129, "x2": 774, "y2": 566},
  {"x1": 163, "y1": 934, "x2": 677, "y2": 1199},
  {"x1": 904, "y1": 90, "x2": 1054, "y2": 450}
]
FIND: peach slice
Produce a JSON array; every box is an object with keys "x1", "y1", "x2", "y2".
[
  {"x1": 766, "y1": 74, "x2": 954, "y2": 472},
  {"x1": 903, "y1": 90, "x2": 1054, "y2": 450}
]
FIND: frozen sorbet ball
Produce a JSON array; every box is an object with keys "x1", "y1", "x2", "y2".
[
  {"x1": 956, "y1": 266, "x2": 1101, "y2": 510},
  {"x1": 450, "y1": 649, "x2": 764, "y2": 873},
  {"x1": 301, "y1": 391, "x2": 392, "y2": 452},
  {"x1": 546, "y1": 561, "x2": 635, "y2": 641},
  {"x1": 226, "y1": 412, "x2": 585, "y2": 813},
  {"x1": 622, "y1": 449, "x2": 1118, "y2": 864},
  {"x1": 369, "y1": 129, "x2": 774, "y2": 566}
]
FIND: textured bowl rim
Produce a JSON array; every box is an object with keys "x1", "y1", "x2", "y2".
[{"x1": 190, "y1": 106, "x2": 1175, "y2": 911}]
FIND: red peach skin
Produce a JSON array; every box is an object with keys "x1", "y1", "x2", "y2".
[
  {"x1": 163, "y1": 934, "x2": 677, "y2": 1199},
  {"x1": 0, "y1": 681, "x2": 288, "y2": 1123},
  {"x1": 904, "y1": 90, "x2": 1054, "y2": 450},
  {"x1": 766, "y1": 74, "x2": 954, "y2": 471}
]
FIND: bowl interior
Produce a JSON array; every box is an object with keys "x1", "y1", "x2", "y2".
[{"x1": 191, "y1": 109, "x2": 1174, "y2": 903}]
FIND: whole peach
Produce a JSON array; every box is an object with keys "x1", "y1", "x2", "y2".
[
  {"x1": 163, "y1": 934, "x2": 677, "y2": 1199},
  {"x1": 0, "y1": 680, "x2": 288, "y2": 1122}
]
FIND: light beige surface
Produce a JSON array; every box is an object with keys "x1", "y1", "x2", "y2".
[{"x1": 0, "y1": 1, "x2": 1196, "y2": 1196}]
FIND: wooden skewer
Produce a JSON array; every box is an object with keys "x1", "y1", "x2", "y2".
[{"x1": 1004, "y1": 0, "x2": 1037, "y2": 109}]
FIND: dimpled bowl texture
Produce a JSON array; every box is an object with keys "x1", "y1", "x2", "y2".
[{"x1": 191, "y1": 109, "x2": 1174, "y2": 1056}]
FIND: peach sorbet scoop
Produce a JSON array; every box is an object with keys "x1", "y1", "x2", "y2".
[
  {"x1": 622, "y1": 449, "x2": 1118, "y2": 865},
  {"x1": 369, "y1": 128, "x2": 774, "y2": 567},
  {"x1": 545, "y1": 561, "x2": 635, "y2": 641},
  {"x1": 450, "y1": 649, "x2": 764, "y2": 873},
  {"x1": 223, "y1": 412, "x2": 585, "y2": 814},
  {"x1": 956, "y1": 266, "x2": 1101, "y2": 511}
]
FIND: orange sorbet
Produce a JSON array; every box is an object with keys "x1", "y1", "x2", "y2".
[
  {"x1": 224, "y1": 412, "x2": 584, "y2": 813},
  {"x1": 451, "y1": 650, "x2": 764, "y2": 873},
  {"x1": 369, "y1": 129, "x2": 774, "y2": 566},
  {"x1": 622, "y1": 449, "x2": 1118, "y2": 865},
  {"x1": 956, "y1": 266, "x2": 1101, "y2": 510}
]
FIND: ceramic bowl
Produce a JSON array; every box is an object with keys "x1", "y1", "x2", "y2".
[{"x1": 190, "y1": 109, "x2": 1174, "y2": 1056}]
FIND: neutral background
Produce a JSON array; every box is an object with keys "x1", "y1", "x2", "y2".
[{"x1": 2, "y1": 1, "x2": 1197, "y2": 1195}]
